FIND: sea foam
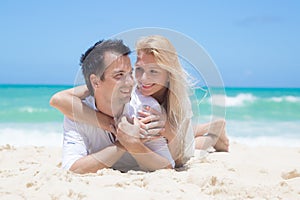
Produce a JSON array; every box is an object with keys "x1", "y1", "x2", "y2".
[
  {"x1": 0, "y1": 123, "x2": 63, "y2": 147},
  {"x1": 214, "y1": 93, "x2": 257, "y2": 107}
]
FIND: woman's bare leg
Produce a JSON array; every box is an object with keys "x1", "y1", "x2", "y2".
[
  {"x1": 194, "y1": 135, "x2": 216, "y2": 150},
  {"x1": 194, "y1": 119, "x2": 229, "y2": 152},
  {"x1": 213, "y1": 128, "x2": 229, "y2": 152}
]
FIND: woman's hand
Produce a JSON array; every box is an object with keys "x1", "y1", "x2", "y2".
[{"x1": 137, "y1": 106, "x2": 166, "y2": 138}]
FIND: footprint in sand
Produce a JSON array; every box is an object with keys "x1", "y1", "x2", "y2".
[{"x1": 281, "y1": 169, "x2": 300, "y2": 180}]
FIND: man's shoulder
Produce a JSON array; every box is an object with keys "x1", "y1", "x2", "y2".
[
  {"x1": 63, "y1": 115, "x2": 106, "y2": 134},
  {"x1": 82, "y1": 95, "x2": 96, "y2": 110}
]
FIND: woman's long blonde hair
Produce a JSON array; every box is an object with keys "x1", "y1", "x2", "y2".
[{"x1": 135, "y1": 35, "x2": 194, "y2": 166}]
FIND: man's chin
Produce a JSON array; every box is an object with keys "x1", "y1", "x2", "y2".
[{"x1": 120, "y1": 95, "x2": 131, "y2": 103}]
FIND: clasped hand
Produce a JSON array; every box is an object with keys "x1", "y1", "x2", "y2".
[
  {"x1": 137, "y1": 106, "x2": 166, "y2": 139},
  {"x1": 116, "y1": 105, "x2": 166, "y2": 148}
]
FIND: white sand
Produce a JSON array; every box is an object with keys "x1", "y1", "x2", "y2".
[{"x1": 1, "y1": 142, "x2": 300, "y2": 200}]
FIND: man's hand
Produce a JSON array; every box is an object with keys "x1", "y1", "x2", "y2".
[
  {"x1": 116, "y1": 117, "x2": 173, "y2": 171},
  {"x1": 116, "y1": 117, "x2": 143, "y2": 153},
  {"x1": 118, "y1": 116, "x2": 140, "y2": 137}
]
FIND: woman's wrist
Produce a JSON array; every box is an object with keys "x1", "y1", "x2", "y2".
[
  {"x1": 163, "y1": 130, "x2": 175, "y2": 142},
  {"x1": 161, "y1": 122, "x2": 176, "y2": 142}
]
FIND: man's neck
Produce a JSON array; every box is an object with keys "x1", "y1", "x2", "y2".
[{"x1": 95, "y1": 99, "x2": 124, "y2": 119}]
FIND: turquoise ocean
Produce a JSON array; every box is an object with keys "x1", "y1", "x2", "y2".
[{"x1": 0, "y1": 85, "x2": 299, "y2": 147}]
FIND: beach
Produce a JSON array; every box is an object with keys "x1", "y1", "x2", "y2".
[
  {"x1": 1, "y1": 142, "x2": 300, "y2": 200},
  {"x1": 1, "y1": 85, "x2": 300, "y2": 199},
  {"x1": 1, "y1": 0, "x2": 300, "y2": 198}
]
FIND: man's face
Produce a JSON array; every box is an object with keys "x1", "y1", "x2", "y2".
[{"x1": 94, "y1": 52, "x2": 134, "y2": 116}]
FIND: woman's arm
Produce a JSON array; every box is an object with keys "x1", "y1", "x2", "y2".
[{"x1": 49, "y1": 85, "x2": 115, "y2": 132}]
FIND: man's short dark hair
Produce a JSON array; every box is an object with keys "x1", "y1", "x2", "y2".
[{"x1": 80, "y1": 39, "x2": 131, "y2": 96}]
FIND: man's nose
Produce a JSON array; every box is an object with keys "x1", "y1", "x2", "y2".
[{"x1": 124, "y1": 73, "x2": 134, "y2": 86}]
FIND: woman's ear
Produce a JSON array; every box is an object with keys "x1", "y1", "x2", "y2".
[
  {"x1": 166, "y1": 73, "x2": 170, "y2": 86},
  {"x1": 90, "y1": 74, "x2": 100, "y2": 89}
]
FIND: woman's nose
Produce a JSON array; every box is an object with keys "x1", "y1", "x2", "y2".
[{"x1": 140, "y1": 71, "x2": 148, "y2": 82}]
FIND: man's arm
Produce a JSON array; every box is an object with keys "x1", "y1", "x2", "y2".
[
  {"x1": 160, "y1": 122, "x2": 183, "y2": 167},
  {"x1": 137, "y1": 107, "x2": 181, "y2": 166},
  {"x1": 63, "y1": 117, "x2": 124, "y2": 174},
  {"x1": 69, "y1": 143, "x2": 126, "y2": 174},
  {"x1": 49, "y1": 85, "x2": 115, "y2": 133},
  {"x1": 117, "y1": 130, "x2": 173, "y2": 171},
  {"x1": 117, "y1": 117, "x2": 173, "y2": 171},
  {"x1": 127, "y1": 141, "x2": 173, "y2": 171}
]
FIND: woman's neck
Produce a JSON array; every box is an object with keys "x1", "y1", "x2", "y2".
[{"x1": 152, "y1": 88, "x2": 168, "y2": 104}]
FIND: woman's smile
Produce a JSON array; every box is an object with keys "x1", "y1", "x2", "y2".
[{"x1": 141, "y1": 83, "x2": 155, "y2": 89}]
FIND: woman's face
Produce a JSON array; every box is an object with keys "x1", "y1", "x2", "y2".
[{"x1": 135, "y1": 51, "x2": 169, "y2": 97}]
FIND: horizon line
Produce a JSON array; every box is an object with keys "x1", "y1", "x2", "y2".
[{"x1": 0, "y1": 83, "x2": 299, "y2": 89}]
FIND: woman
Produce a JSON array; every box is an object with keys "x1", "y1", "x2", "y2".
[
  {"x1": 134, "y1": 36, "x2": 228, "y2": 160},
  {"x1": 50, "y1": 35, "x2": 228, "y2": 167},
  {"x1": 134, "y1": 35, "x2": 195, "y2": 166}
]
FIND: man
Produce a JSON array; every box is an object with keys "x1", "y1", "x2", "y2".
[{"x1": 50, "y1": 39, "x2": 174, "y2": 174}]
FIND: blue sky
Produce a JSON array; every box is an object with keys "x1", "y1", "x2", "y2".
[{"x1": 1, "y1": 0, "x2": 299, "y2": 87}]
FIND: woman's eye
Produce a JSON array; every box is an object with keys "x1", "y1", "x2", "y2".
[
  {"x1": 150, "y1": 70, "x2": 158, "y2": 74},
  {"x1": 135, "y1": 67, "x2": 142, "y2": 72},
  {"x1": 135, "y1": 67, "x2": 144, "y2": 74}
]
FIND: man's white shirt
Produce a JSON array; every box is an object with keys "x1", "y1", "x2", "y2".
[{"x1": 62, "y1": 93, "x2": 175, "y2": 172}]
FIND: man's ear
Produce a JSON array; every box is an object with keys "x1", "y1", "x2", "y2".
[{"x1": 90, "y1": 74, "x2": 100, "y2": 89}]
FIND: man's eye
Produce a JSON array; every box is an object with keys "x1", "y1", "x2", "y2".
[{"x1": 114, "y1": 73, "x2": 124, "y2": 79}]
